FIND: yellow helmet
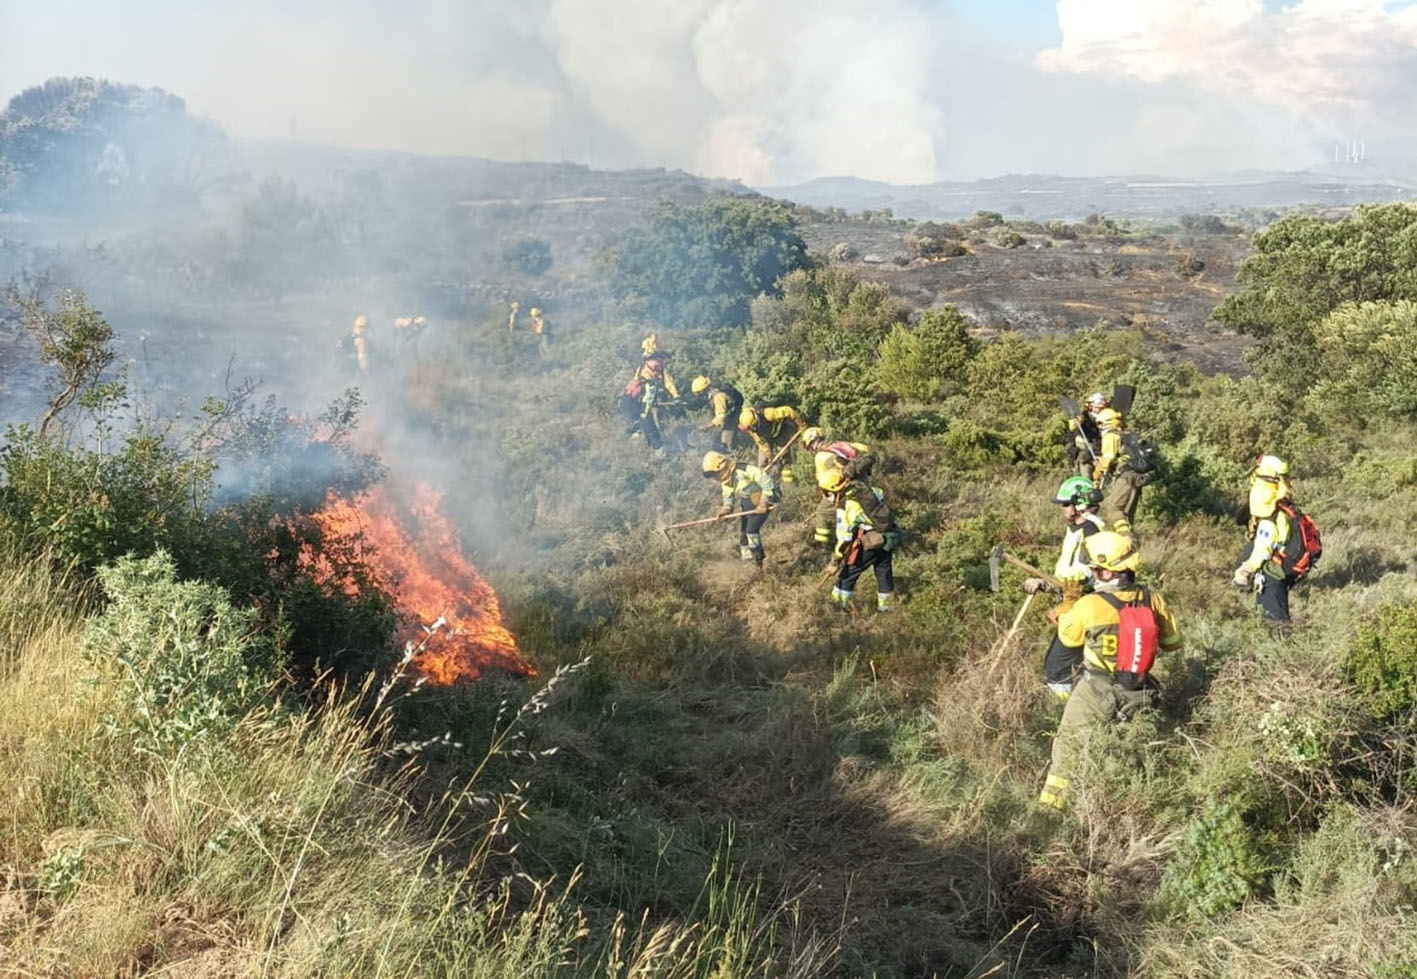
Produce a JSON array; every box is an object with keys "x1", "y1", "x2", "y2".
[
  {"x1": 1253, "y1": 454, "x2": 1289, "y2": 480},
  {"x1": 737, "y1": 406, "x2": 758, "y2": 431},
  {"x1": 691, "y1": 375, "x2": 711, "y2": 395},
  {"x1": 701, "y1": 451, "x2": 732, "y2": 478},
  {"x1": 641, "y1": 333, "x2": 659, "y2": 356},
  {"x1": 1084, "y1": 531, "x2": 1140, "y2": 573},
  {"x1": 1095, "y1": 407, "x2": 1122, "y2": 431},
  {"x1": 817, "y1": 461, "x2": 848, "y2": 493},
  {"x1": 530, "y1": 307, "x2": 542, "y2": 317},
  {"x1": 802, "y1": 426, "x2": 825, "y2": 450},
  {"x1": 353, "y1": 314, "x2": 368, "y2": 329}
]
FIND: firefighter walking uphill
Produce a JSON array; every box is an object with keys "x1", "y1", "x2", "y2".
[
  {"x1": 1037, "y1": 531, "x2": 1180, "y2": 811},
  {"x1": 702, "y1": 451, "x2": 775, "y2": 567},
  {"x1": 1028, "y1": 476, "x2": 1108, "y2": 701},
  {"x1": 1233, "y1": 454, "x2": 1321, "y2": 624}
]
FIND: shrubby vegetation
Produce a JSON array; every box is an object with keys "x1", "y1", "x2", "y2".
[
  {"x1": 9, "y1": 197, "x2": 1417, "y2": 977},
  {"x1": 603, "y1": 197, "x2": 809, "y2": 328}
]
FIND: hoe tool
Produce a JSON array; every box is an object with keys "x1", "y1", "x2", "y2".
[
  {"x1": 984, "y1": 545, "x2": 1063, "y2": 682},
  {"x1": 988, "y1": 543, "x2": 1064, "y2": 594},
  {"x1": 1059, "y1": 395, "x2": 1100, "y2": 467},
  {"x1": 659, "y1": 511, "x2": 741, "y2": 541}
]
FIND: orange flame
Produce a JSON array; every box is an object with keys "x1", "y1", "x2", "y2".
[{"x1": 310, "y1": 482, "x2": 533, "y2": 684}]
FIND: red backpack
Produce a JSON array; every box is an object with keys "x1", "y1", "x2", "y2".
[
  {"x1": 1274, "y1": 501, "x2": 1322, "y2": 579},
  {"x1": 1098, "y1": 588, "x2": 1158, "y2": 683}
]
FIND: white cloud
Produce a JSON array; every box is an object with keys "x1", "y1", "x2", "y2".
[{"x1": 1040, "y1": 0, "x2": 1417, "y2": 132}]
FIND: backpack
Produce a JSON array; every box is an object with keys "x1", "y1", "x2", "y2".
[
  {"x1": 1275, "y1": 501, "x2": 1322, "y2": 579},
  {"x1": 1098, "y1": 588, "x2": 1159, "y2": 687},
  {"x1": 1121, "y1": 431, "x2": 1159, "y2": 475}
]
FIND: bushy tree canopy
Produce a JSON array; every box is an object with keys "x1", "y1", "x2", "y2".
[
  {"x1": 605, "y1": 197, "x2": 809, "y2": 328},
  {"x1": 0, "y1": 76, "x2": 233, "y2": 216}
]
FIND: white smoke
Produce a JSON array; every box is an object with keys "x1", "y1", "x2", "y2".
[{"x1": 546, "y1": 0, "x2": 940, "y2": 184}]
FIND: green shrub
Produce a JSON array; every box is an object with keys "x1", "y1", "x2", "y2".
[
  {"x1": 501, "y1": 236, "x2": 552, "y2": 276},
  {"x1": 1345, "y1": 600, "x2": 1417, "y2": 721},
  {"x1": 1156, "y1": 797, "x2": 1268, "y2": 918},
  {"x1": 83, "y1": 551, "x2": 281, "y2": 754},
  {"x1": 800, "y1": 359, "x2": 892, "y2": 439},
  {"x1": 874, "y1": 307, "x2": 978, "y2": 403}
]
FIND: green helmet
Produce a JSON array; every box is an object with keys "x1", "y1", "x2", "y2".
[{"x1": 1051, "y1": 475, "x2": 1097, "y2": 506}]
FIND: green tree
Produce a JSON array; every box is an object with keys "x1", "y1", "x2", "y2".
[
  {"x1": 875, "y1": 306, "x2": 978, "y2": 402},
  {"x1": 1215, "y1": 204, "x2": 1417, "y2": 388},
  {"x1": 2, "y1": 286, "x2": 114, "y2": 436},
  {"x1": 604, "y1": 197, "x2": 809, "y2": 328},
  {"x1": 0, "y1": 76, "x2": 233, "y2": 216}
]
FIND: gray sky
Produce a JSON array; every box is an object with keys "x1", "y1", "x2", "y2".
[{"x1": 3, "y1": 0, "x2": 1415, "y2": 184}]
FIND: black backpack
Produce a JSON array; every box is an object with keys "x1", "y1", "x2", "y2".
[{"x1": 1122, "y1": 431, "x2": 1159, "y2": 475}]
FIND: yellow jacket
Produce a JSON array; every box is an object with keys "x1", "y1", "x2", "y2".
[
  {"x1": 1239, "y1": 509, "x2": 1291, "y2": 576},
  {"x1": 739, "y1": 405, "x2": 804, "y2": 451},
  {"x1": 721, "y1": 464, "x2": 775, "y2": 507},
  {"x1": 1057, "y1": 584, "x2": 1182, "y2": 674},
  {"x1": 1091, "y1": 414, "x2": 1124, "y2": 480}
]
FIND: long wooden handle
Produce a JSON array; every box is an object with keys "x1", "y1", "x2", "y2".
[
  {"x1": 662, "y1": 512, "x2": 740, "y2": 532},
  {"x1": 1002, "y1": 552, "x2": 1065, "y2": 590},
  {"x1": 985, "y1": 592, "x2": 1036, "y2": 682},
  {"x1": 766, "y1": 427, "x2": 806, "y2": 470}
]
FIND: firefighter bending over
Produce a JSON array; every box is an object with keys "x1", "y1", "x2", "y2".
[
  {"x1": 738, "y1": 403, "x2": 807, "y2": 483},
  {"x1": 821, "y1": 457, "x2": 898, "y2": 613},
  {"x1": 691, "y1": 375, "x2": 744, "y2": 451},
  {"x1": 703, "y1": 451, "x2": 774, "y2": 567},
  {"x1": 803, "y1": 427, "x2": 874, "y2": 547}
]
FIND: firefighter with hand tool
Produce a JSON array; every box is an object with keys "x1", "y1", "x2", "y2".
[
  {"x1": 702, "y1": 451, "x2": 774, "y2": 568},
  {"x1": 738, "y1": 403, "x2": 807, "y2": 484},
  {"x1": 691, "y1": 375, "x2": 744, "y2": 451},
  {"x1": 1233, "y1": 454, "x2": 1321, "y2": 625},
  {"x1": 803, "y1": 427, "x2": 874, "y2": 547},
  {"x1": 821, "y1": 459, "x2": 899, "y2": 614},
  {"x1": 1037, "y1": 531, "x2": 1181, "y2": 811},
  {"x1": 1026, "y1": 476, "x2": 1108, "y2": 701}
]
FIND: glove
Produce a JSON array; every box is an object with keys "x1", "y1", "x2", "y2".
[
  {"x1": 833, "y1": 540, "x2": 845, "y2": 560},
  {"x1": 1022, "y1": 578, "x2": 1050, "y2": 595},
  {"x1": 1061, "y1": 579, "x2": 1084, "y2": 603},
  {"x1": 717, "y1": 505, "x2": 733, "y2": 518},
  {"x1": 752, "y1": 503, "x2": 770, "y2": 515},
  {"x1": 1231, "y1": 566, "x2": 1251, "y2": 588},
  {"x1": 1091, "y1": 466, "x2": 1106, "y2": 483},
  {"x1": 882, "y1": 529, "x2": 901, "y2": 553}
]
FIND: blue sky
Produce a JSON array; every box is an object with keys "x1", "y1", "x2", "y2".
[{"x1": 3, "y1": 1, "x2": 1416, "y2": 184}]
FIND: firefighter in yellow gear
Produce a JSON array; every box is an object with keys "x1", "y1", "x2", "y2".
[
  {"x1": 507, "y1": 301, "x2": 520, "y2": 334},
  {"x1": 1234, "y1": 454, "x2": 1297, "y2": 623},
  {"x1": 350, "y1": 314, "x2": 370, "y2": 373},
  {"x1": 703, "y1": 451, "x2": 775, "y2": 566},
  {"x1": 1067, "y1": 391, "x2": 1107, "y2": 477},
  {"x1": 1028, "y1": 476, "x2": 1108, "y2": 701},
  {"x1": 1038, "y1": 532, "x2": 1181, "y2": 811},
  {"x1": 530, "y1": 306, "x2": 551, "y2": 356},
  {"x1": 821, "y1": 462, "x2": 898, "y2": 612},
  {"x1": 631, "y1": 353, "x2": 680, "y2": 401},
  {"x1": 691, "y1": 375, "x2": 743, "y2": 451},
  {"x1": 803, "y1": 427, "x2": 874, "y2": 546},
  {"x1": 738, "y1": 404, "x2": 806, "y2": 483},
  {"x1": 1090, "y1": 406, "x2": 1146, "y2": 534}
]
